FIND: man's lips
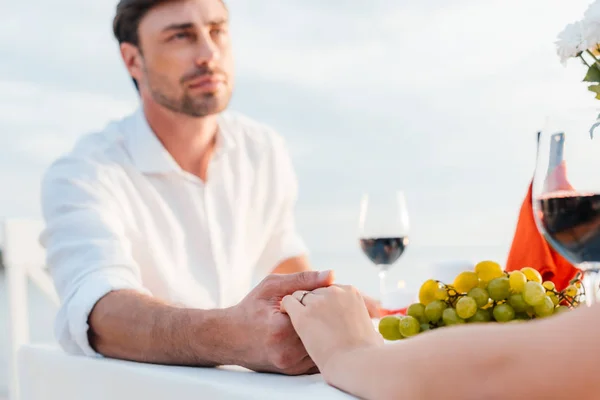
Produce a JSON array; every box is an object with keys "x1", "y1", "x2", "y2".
[{"x1": 187, "y1": 75, "x2": 225, "y2": 90}]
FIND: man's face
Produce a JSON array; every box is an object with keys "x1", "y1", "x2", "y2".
[{"x1": 125, "y1": 0, "x2": 233, "y2": 117}]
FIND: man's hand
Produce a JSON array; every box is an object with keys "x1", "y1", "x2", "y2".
[
  {"x1": 227, "y1": 270, "x2": 335, "y2": 375},
  {"x1": 271, "y1": 258, "x2": 381, "y2": 319}
]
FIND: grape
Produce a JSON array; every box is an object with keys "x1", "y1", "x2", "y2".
[
  {"x1": 456, "y1": 296, "x2": 478, "y2": 319},
  {"x1": 453, "y1": 271, "x2": 480, "y2": 293},
  {"x1": 564, "y1": 285, "x2": 578, "y2": 297},
  {"x1": 467, "y1": 287, "x2": 489, "y2": 308},
  {"x1": 407, "y1": 303, "x2": 427, "y2": 324},
  {"x1": 403, "y1": 261, "x2": 581, "y2": 335},
  {"x1": 467, "y1": 309, "x2": 492, "y2": 323},
  {"x1": 526, "y1": 307, "x2": 535, "y2": 318},
  {"x1": 508, "y1": 294, "x2": 528, "y2": 313},
  {"x1": 508, "y1": 271, "x2": 527, "y2": 293},
  {"x1": 514, "y1": 312, "x2": 531, "y2": 320},
  {"x1": 533, "y1": 296, "x2": 554, "y2": 318},
  {"x1": 425, "y1": 300, "x2": 447, "y2": 323},
  {"x1": 419, "y1": 279, "x2": 439, "y2": 305},
  {"x1": 521, "y1": 267, "x2": 542, "y2": 283},
  {"x1": 442, "y1": 308, "x2": 465, "y2": 325},
  {"x1": 378, "y1": 316, "x2": 403, "y2": 340},
  {"x1": 555, "y1": 305, "x2": 570, "y2": 314},
  {"x1": 475, "y1": 261, "x2": 504, "y2": 282},
  {"x1": 434, "y1": 288, "x2": 449, "y2": 301},
  {"x1": 493, "y1": 304, "x2": 515, "y2": 322},
  {"x1": 488, "y1": 277, "x2": 510, "y2": 301},
  {"x1": 399, "y1": 316, "x2": 421, "y2": 337},
  {"x1": 523, "y1": 281, "x2": 546, "y2": 306}
]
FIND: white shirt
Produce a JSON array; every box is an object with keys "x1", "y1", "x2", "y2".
[{"x1": 39, "y1": 107, "x2": 308, "y2": 357}]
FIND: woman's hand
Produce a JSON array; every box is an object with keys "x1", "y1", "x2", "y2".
[
  {"x1": 361, "y1": 294, "x2": 383, "y2": 319},
  {"x1": 280, "y1": 285, "x2": 384, "y2": 377}
]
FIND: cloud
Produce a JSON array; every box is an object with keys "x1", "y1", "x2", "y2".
[
  {"x1": 0, "y1": 1, "x2": 133, "y2": 97},
  {"x1": 0, "y1": 79, "x2": 137, "y2": 165},
  {"x1": 229, "y1": 0, "x2": 594, "y2": 91}
]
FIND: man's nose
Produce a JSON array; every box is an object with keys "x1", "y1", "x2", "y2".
[{"x1": 194, "y1": 34, "x2": 220, "y2": 66}]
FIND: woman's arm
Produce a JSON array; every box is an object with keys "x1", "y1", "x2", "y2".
[{"x1": 282, "y1": 286, "x2": 600, "y2": 400}]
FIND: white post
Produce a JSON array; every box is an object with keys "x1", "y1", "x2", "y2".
[{"x1": 5, "y1": 224, "x2": 30, "y2": 400}]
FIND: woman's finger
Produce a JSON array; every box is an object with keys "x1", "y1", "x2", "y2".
[
  {"x1": 280, "y1": 294, "x2": 305, "y2": 316},
  {"x1": 310, "y1": 285, "x2": 341, "y2": 296},
  {"x1": 292, "y1": 289, "x2": 319, "y2": 306}
]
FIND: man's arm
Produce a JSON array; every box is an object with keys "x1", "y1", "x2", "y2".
[
  {"x1": 87, "y1": 290, "x2": 235, "y2": 366},
  {"x1": 88, "y1": 271, "x2": 333, "y2": 373},
  {"x1": 39, "y1": 158, "x2": 235, "y2": 366}
]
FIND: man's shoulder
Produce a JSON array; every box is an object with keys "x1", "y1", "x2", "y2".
[{"x1": 219, "y1": 110, "x2": 287, "y2": 150}]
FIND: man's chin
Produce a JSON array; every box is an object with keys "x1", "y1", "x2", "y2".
[{"x1": 181, "y1": 97, "x2": 231, "y2": 118}]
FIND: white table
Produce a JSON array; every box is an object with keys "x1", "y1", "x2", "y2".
[{"x1": 17, "y1": 345, "x2": 355, "y2": 400}]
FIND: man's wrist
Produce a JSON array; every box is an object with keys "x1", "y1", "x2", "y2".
[{"x1": 186, "y1": 306, "x2": 240, "y2": 367}]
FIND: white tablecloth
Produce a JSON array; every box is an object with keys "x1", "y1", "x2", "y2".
[{"x1": 17, "y1": 345, "x2": 355, "y2": 400}]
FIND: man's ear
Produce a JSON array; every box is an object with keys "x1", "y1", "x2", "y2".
[{"x1": 120, "y1": 43, "x2": 143, "y2": 86}]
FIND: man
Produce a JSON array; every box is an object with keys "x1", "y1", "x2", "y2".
[{"x1": 40, "y1": 0, "x2": 378, "y2": 375}]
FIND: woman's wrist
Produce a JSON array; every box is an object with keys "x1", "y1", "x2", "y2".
[{"x1": 321, "y1": 342, "x2": 383, "y2": 385}]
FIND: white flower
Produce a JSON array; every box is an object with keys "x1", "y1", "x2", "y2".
[
  {"x1": 583, "y1": 0, "x2": 600, "y2": 52},
  {"x1": 556, "y1": 21, "x2": 586, "y2": 64}
]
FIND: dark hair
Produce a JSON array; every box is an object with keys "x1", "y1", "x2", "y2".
[
  {"x1": 113, "y1": 0, "x2": 227, "y2": 91},
  {"x1": 113, "y1": 0, "x2": 172, "y2": 91}
]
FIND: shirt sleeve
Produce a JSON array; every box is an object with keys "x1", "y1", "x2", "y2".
[
  {"x1": 40, "y1": 156, "x2": 151, "y2": 357},
  {"x1": 256, "y1": 138, "x2": 309, "y2": 274}
]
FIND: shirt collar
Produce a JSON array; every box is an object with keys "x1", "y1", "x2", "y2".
[{"x1": 125, "y1": 107, "x2": 236, "y2": 175}]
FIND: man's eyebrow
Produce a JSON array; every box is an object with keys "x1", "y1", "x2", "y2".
[
  {"x1": 161, "y1": 22, "x2": 195, "y2": 33},
  {"x1": 161, "y1": 19, "x2": 228, "y2": 33}
]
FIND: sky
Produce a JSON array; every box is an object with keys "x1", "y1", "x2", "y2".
[{"x1": 1, "y1": 0, "x2": 598, "y2": 271}]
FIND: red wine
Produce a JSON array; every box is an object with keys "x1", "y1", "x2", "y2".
[
  {"x1": 359, "y1": 237, "x2": 408, "y2": 266},
  {"x1": 538, "y1": 193, "x2": 600, "y2": 263}
]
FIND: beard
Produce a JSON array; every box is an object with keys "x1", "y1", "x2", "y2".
[{"x1": 144, "y1": 65, "x2": 232, "y2": 118}]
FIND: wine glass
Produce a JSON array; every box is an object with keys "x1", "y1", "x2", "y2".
[
  {"x1": 358, "y1": 190, "x2": 410, "y2": 301},
  {"x1": 533, "y1": 109, "x2": 600, "y2": 306}
]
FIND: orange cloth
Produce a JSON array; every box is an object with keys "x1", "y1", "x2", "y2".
[{"x1": 505, "y1": 182, "x2": 579, "y2": 291}]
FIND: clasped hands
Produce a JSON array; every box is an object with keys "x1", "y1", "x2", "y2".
[{"x1": 228, "y1": 270, "x2": 383, "y2": 376}]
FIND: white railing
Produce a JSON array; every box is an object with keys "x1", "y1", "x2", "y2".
[{"x1": 4, "y1": 218, "x2": 59, "y2": 400}]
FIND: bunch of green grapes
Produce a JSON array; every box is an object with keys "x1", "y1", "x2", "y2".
[{"x1": 378, "y1": 261, "x2": 584, "y2": 341}]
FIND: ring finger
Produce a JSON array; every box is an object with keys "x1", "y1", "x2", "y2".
[{"x1": 292, "y1": 290, "x2": 317, "y2": 306}]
